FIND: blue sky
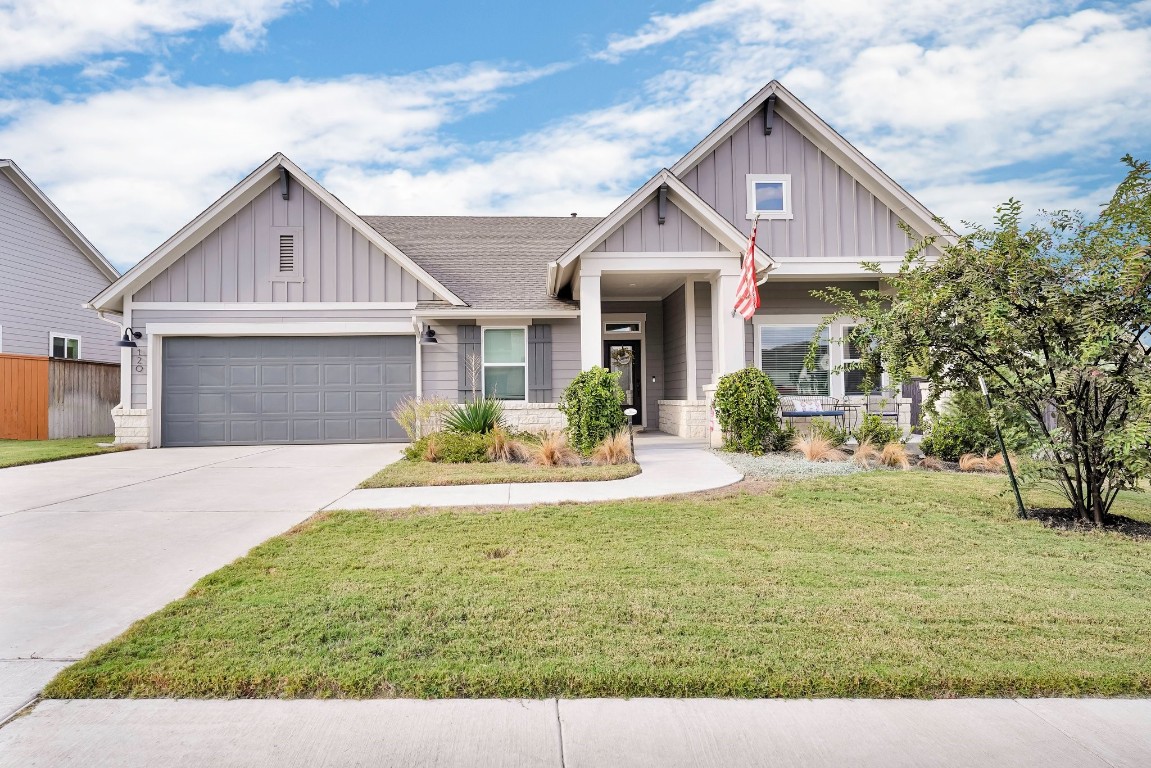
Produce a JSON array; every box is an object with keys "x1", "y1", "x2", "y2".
[{"x1": 2, "y1": 0, "x2": 1149, "y2": 270}]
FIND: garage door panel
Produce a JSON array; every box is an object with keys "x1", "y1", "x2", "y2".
[{"x1": 162, "y1": 335, "x2": 415, "y2": 446}]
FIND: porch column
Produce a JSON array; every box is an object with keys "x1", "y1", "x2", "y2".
[
  {"x1": 580, "y1": 273, "x2": 602, "y2": 370},
  {"x1": 713, "y1": 273, "x2": 747, "y2": 377}
]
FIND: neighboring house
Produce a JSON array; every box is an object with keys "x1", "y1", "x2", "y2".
[
  {"x1": 89, "y1": 81, "x2": 948, "y2": 448},
  {"x1": 0, "y1": 160, "x2": 121, "y2": 439}
]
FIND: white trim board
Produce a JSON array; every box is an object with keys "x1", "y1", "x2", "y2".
[
  {"x1": 132, "y1": 302, "x2": 418, "y2": 311},
  {"x1": 144, "y1": 322, "x2": 416, "y2": 336}
]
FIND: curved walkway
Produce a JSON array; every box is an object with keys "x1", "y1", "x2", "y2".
[{"x1": 327, "y1": 432, "x2": 743, "y2": 511}]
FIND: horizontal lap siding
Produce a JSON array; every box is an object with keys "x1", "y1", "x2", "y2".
[
  {"x1": 0, "y1": 354, "x2": 49, "y2": 439},
  {"x1": 420, "y1": 319, "x2": 581, "y2": 404},
  {"x1": 662, "y1": 287, "x2": 687, "y2": 400},
  {"x1": 0, "y1": 174, "x2": 117, "y2": 363},
  {"x1": 680, "y1": 113, "x2": 914, "y2": 259},
  {"x1": 132, "y1": 180, "x2": 434, "y2": 304}
]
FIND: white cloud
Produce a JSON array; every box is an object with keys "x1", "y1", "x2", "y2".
[
  {"x1": 0, "y1": 0, "x2": 305, "y2": 71},
  {"x1": 0, "y1": 65, "x2": 553, "y2": 267}
]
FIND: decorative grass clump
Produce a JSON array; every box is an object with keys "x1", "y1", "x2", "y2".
[
  {"x1": 591, "y1": 431, "x2": 633, "y2": 466},
  {"x1": 791, "y1": 432, "x2": 848, "y2": 462}
]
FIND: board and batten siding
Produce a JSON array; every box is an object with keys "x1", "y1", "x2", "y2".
[
  {"x1": 132, "y1": 178, "x2": 435, "y2": 304},
  {"x1": 421, "y1": 318, "x2": 581, "y2": 404},
  {"x1": 0, "y1": 173, "x2": 118, "y2": 362},
  {"x1": 603, "y1": 300, "x2": 663, "y2": 426},
  {"x1": 127, "y1": 308, "x2": 415, "y2": 409},
  {"x1": 695, "y1": 282, "x2": 712, "y2": 397},
  {"x1": 661, "y1": 286, "x2": 687, "y2": 400},
  {"x1": 680, "y1": 112, "x2": 914, "y2": 260},
  {"x1": 591, "y1": 197, "x2": 723, "y2": 253}
]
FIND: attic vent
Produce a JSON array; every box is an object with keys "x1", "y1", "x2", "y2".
[{"x1": 278, "y1": 234, "x2": 295, "y2": 272}]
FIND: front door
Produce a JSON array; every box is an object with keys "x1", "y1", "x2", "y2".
[{"x1": 603, "y1": 340, "x2": 642, "y2": 425}]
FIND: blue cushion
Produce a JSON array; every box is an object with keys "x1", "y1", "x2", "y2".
[{"x1": 782, "y1": 410, "x2": 845, "y2": 417}]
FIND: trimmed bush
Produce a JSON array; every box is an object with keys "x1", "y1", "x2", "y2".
[
  {"x1": 713, "y1": 368, "x2": 783, "y2": 454},
  {"x1": 559, "y1": 367, "x2": 628, "y2": 455},
  {"x1": 920, "y1": 390, "x2": 997, "y2": 461},
  {"x1": 852, "y1": 413, "x2": 902, "y2": 447},
  {"x1": 404, "y1": 432, "x2": 489, "y2": 463},
  {"x1": 809, "y1": 416, "x2": 848, "y2": 448}
]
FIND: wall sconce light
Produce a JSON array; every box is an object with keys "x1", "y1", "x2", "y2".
[
  {"x1": 419, "y1": 325, "x2": 438, "y2": 345},
  {"x1": 117, "y1": 328, "x2": 143, "y2": 348}
]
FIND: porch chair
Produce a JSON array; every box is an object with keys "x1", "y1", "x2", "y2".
[{"x1": 864, "y1": 390, "x2": 900, "y2": 424}]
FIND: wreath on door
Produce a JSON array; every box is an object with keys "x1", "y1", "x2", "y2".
[{"x1": 610, "y1": 347, "x2": 635, "y2": 368}]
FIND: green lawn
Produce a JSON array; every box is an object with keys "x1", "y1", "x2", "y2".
[
  {"x1": 359, "y1": 459, "x2": 640, "y2": 488},
  {"x1": 0, "y1": 436, "x2": 123, "y2": 468},
  {"x1": 46, "y1": 473, "x2": 1151, "y2": 700}
]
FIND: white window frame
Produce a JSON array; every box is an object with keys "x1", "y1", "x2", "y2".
[
  {"x1": 841, "y1": 323, "x2": 865, "y2": 396},
  {"x1": 49, "y1": 332, "x2": 81, "y2": 360},
  {"x1": 481, "y1": 326, "x2": 528, "y2": 402},
  {"x1": 604, "y1": 321, "x2": 642, "y2": 334},
  {"x1": 746, "y1": 174, "x2": 793, "y2": 220}
]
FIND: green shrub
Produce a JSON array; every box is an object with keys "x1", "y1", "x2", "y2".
[
  {"x1": 809, "y1": 417, "x2": 848, "y2": 447},
  {"x1": 559, "y1": 367, "x2": 628, "y2": 455},
  {"x1": 852, "y1": 413, "x2": 903, "y2": 447},
  {"x1": 920, "y1": 389, "x2": 997, "y2": 461},
  {"x1": 766, "y1": 423, "x2": 796, "y2": 452},
  {"x1": 404, "y1": 432, "x2": 489, "y2": 463},
  {"x1": 714, "y1": 368, "x2": 783, "y2": 454},
  {"x1": 444, "y1": 398, "x2": 505, "y2": 434}
]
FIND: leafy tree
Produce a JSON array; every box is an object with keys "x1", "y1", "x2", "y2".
[{"x1": 811, "y1": 156, "x2": 1151, "y2": 524}]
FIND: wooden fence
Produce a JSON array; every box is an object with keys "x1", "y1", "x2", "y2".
[
  {"x1": 0, "y1": 354, "x2": 119, "y2": 440},
  {"x1": 0, "y1": 354, "x2": 49, "y2": 440}
]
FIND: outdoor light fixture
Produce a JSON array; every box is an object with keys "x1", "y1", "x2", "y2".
[
  {"x1": 623, "y1": 407, "x2": 638, "y2": 459},
  {"x1": 419, "y1": 325, "x2": 438, "y2": 345},
  {"x1": 117, "y1": 328, "x2": 143, "y2": 348}
]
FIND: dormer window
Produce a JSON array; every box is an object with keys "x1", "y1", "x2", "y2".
[{"x1": 746, "y1": 174, "x2": 792, "y2": 220}]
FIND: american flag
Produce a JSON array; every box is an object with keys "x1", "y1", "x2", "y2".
[{"x1": 733, "y1": 219, "x2": 760, "y2": 320}]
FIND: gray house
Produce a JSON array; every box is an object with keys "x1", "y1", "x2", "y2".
[
  {"x1": 89, "y1": 81, "x2": 946, "y2": 448},
  {"x1": 1, "y1": 160, "x2": 120, "y2": 439}
]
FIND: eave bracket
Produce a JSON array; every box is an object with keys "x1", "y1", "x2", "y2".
[
  {"x1": 657, "y1": 183, "x2": 669, "y2": 225},
  {"x1": 763, "y1": 94, "x2": 777, "y2": 136}
]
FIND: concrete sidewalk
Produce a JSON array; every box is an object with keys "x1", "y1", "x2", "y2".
[
  {"x1": 2, "y1": 697, "x2": 1148, "y2": 767},
  {"x1": 328, "y1": 432, "x2": 742, "y2": 510}
]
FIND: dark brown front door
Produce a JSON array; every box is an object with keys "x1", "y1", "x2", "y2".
[{"x1": 603, "y1": 340, "x2": 642, "y2": 425}]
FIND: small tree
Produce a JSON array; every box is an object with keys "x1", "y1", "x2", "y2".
[
  {"x1": 559, "y1": 366, "x2": 628, "y2": 454},
  {"x1": 812, "y1": 156, "x2": 1151, "y2": 524},
  {"x1": 713, "y1": 367, "x2": 782, "y2": 454}
]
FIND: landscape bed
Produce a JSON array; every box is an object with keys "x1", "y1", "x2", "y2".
[
  {"x1": 359, "y1": 459, "x2": 640, "y2": 488},
  {"x1": 47, "y1": 472, "x2": 1151, "y2": 700}
]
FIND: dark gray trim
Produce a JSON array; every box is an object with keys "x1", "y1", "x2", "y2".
[
  {"x1": 763, "y1": 93, "x2": 777, "y2": 135},
  {"x1": 457, "y1": 323, "x2": 480, "y2": 402},
  {"x1": 528, "y1": 324, "x2": 552, "y2": 403},
  {"x1": 657, "y1": 183, "x2": 668, "y2": 225}
]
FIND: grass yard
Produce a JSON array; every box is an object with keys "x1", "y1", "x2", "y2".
[
  {"x1": 0, "y1": 436, "x2": 122, "y2": 468},
  {"x1": 47, "y1": 472, "x2": 1151, "y2": 700},
  {"x1": 359, "y1": 459, "x2": 640, "y2": 488}
]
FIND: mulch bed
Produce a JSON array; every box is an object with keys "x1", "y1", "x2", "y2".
[{"x1": 1026, "y1": 507, "x2": 1151, "y2": 539}]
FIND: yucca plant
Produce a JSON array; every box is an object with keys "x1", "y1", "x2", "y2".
[
  {"x1": 591, "y1": 431, "x2": 633, "y2": 465},
  {"x1": 445, "y1": 398, "x2": 505, "y2": 434}
]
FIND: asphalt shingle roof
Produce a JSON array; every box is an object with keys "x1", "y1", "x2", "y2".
[{"x1": 362, "y1": 216, "x2": 601, "y2": 311}]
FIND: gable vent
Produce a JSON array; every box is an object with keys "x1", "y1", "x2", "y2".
[{"x1": 278, "y1": 234, "x2": 295, "y2": 272}]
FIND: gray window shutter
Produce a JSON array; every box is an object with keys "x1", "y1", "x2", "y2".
[
  {"x1": 528, "y1": 324, "x2": 552, "y2": 403},
  {"x1": 457, "y1": 324, "x2": 481, "y2": 402}
]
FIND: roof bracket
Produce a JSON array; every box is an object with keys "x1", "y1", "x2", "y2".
[
  {"x1": 763, "y1": 94, "x2": 776, "y2": 135},
  {"x1": 279, "y1": 167, "x2": 289, "y2": 200},
  {"x1": 657, "y1": 183, "x2": 669, "y2": 225}
]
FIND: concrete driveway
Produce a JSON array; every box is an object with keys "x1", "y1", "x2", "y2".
[{"x1": 0, "y1": 443, "x2": 403, "y2": 722}]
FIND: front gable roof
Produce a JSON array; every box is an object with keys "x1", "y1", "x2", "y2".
[
  {"x1": 89, "y1": 154, "x2": 465, "y2": 312},
  {"x1": 549, "y1": 170, "x2": 775, "y2": 296},
  {"x1": 670, "y1": 81, "x2": 950, "y2": 244},
  {"x1": 0, "y1": 159, "x2": 119, "y2": 282}
]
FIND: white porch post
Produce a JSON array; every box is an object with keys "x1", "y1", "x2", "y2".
[
  {"x1": 713, "y1": 272, "x2": 746, "y2": 377},
  {"x1": 579, "y1": 273, "x2": 602, "y2": 370}
]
